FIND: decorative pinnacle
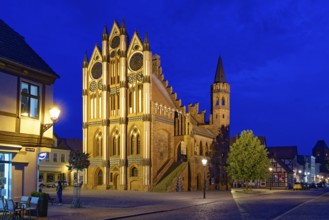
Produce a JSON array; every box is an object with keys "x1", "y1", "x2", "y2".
[
  {"x1": 143, "y1": 32, "x2": 150, "y2": 51},
  {"x1": 102, "y1": 25, "x2": 108, "y2": 41},
  {"x1": 120, "y1": 17, "x2": 127, "y2": 35},
  {"x1": 83, "y1": 52, "x2": 89, "y2": 68}
]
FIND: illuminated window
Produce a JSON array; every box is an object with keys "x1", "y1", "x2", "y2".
[{"x1": 20, "y1": 82, "x2": 39, "y2": 118}]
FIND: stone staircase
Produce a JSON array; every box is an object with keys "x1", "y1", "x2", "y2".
[{"x1": 151, "y1": 161, "x2": 187, "y2": 192}]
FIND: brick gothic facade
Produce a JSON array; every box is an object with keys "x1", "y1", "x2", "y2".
[{"x1": 82, "y1": 20, "x2": 230, "y2": 191}]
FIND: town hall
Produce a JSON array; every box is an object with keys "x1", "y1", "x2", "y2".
[{"x1": 82, "y1": 19, "x2": 230, "y2": 191}]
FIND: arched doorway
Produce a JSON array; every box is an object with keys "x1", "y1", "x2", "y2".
[
  {"x1": 177, "y1": 141, "x2": 187, "y2": 162},
  {"x1": 94, "y1": 169, "x2": 103, "y2": 186},
  {"x1": 113, "y1": 174, "x2": 119, "y2": 190},
  {"x1": 197, "y1": 173, "x2": 202, "y2": 191}
]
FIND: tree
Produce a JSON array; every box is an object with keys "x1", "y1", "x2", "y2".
[
  {"x1": 67, "y1": 150, "x2": 90, "y2": 208},
  {"x1": 226, "y1": 130, "x2": 270, "y2": 191}
]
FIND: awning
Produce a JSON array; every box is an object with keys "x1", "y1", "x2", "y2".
[{"x1": 0, "y1": 143, "x2": 22, "y2": 153}]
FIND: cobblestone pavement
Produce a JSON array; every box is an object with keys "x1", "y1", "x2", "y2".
[{"x1": 38, "y1": 188, "x2": 236, "y2": 220}]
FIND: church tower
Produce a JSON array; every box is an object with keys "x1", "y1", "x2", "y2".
[
  {"x1": 210, "y1": 56, "x2": 230, "y2": 127},
  {"x1": 210, "y1": 56, "x2": 231, "y2": 190}
]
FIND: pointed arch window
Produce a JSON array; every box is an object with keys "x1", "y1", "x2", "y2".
[
  {"x1": 97, "y1": 169, "x2": 103, "y2": 185},
  {"x1": 129, "y1": 90, "x2": 134, "y2": 113},
  {"x1": 131, "y1": 167, "x2": 138, "y2": 177},
  {"x1": 131, "y1": 135, "x2": 135, "y2": 155},
  {"x1": 130, "y1": 127, "x2": 140, "y2": 155},
  {"x1": 136, "y1": 134, "x2": 140, "y2": 154},
  {"x1": 111, "y1": 129, "x2": 120, "y2": 156},
  {"x1": 221, "y1": 97, "x2": 225, "y2": 106},
  {"x1": 94, "y1": 130, "x2": 102, "y2": 157},
  {"x1": 199, "y1": 141, "x2": 203, "y2": 156},
  {"x1": 113, "y1": 137, "x2": 117, "y2": 155},
  {"x1": 216, "y1": 97, "x2": 219, "y2": 106},
  {"x1": 205, "y1": 143, "x2": 209, "y2": 156},
  {"x1": 117, "y1": 136, "x2": 120, "y2": 155}
]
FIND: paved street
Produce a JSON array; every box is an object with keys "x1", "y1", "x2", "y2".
[{"x1": 38, "y1": 187, "x2": 329, "y2": 220}]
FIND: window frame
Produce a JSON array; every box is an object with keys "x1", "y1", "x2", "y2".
[{"x1": 20, "y1": 81, "x2": 40, "y2": 119}]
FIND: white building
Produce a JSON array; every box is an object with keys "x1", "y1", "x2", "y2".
[{"x1": 0, "y1": 19, "x2": 59, "y2": 198}]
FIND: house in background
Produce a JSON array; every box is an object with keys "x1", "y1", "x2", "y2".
[
  {"x1": 39, "y1": 136, "x2": 82, "y2": 187},
  {"x1": 312, "y1": 140, "x2": 329, "y2": 182},
  {"x1": 0, "y1": 19, "x2": 59, "y2": 198},
  {"x1": 267, "y1": 146, "x2": 297, "y2": 189}
]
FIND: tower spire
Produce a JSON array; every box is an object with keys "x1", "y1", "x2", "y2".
[
  {"x1": 82, "y1": 52, "x2": 89, "y2": 68},
  {"x1": 102, "y1": 25, "x2": 108, "y2": 41},
  {"x1": 143, "y1": 32, "x2": 150, "y2": 51},
  {"x1": 214, "y1": 56, "x2": 226, "y2": 83},
  {"x1": 120, "y1": 17, "x2": 127, "y2": 35}
]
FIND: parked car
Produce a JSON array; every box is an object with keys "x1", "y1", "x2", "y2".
[
  {"x1": 317, "y1": 182, "x2": 327, "y2": 188},
  {"x1": 38, "y1": 181, "x2": 45, "y2": 188},
  {"x1": 309, "y1": 182, "x2": 317, "y2": 189},
  {"x1": 46, "y1": 180, "x2": 69, "y2": 188},
  {"x1": 46, "y1": 181, "x2": 56, "y2": 188},
  {"x1": 293, "y1": 182, "x2": 302, "y2": 190},
  {"x1": 56, "y1": 180, "x2": 69, "y2": 187},
  {"x1": 302, "y1": 183, "x2": 310, "y2": 190}
]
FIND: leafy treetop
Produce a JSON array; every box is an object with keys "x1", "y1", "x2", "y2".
[
  {"x1": 226, "y1": 130, "x2": 270, "y2": 189},
  {"x1": 67, "y1": 150, "x2": 90, "y2": 171}
]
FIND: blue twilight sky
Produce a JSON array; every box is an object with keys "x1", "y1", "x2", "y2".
[{"x1": 2, "y1": 0, "x2": 328, "y2": 155}]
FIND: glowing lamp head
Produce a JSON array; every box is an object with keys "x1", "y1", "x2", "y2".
[
  {"x1": 202, "y1": 158, "x2": 208, "y2": 166},
  {"x1": 49, "y1": 105, "x2": 61, "y2": 122}
]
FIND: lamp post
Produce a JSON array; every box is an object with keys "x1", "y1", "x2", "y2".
[
  {"x1": 201, "y1": 158, "x2": 208, "y2": 199},
  {"x1": 298, "y1": 170, "x2": 302, "y2": 182},
  {"x1": 269, "y1": 167, "x2": 273, "y2": 190},
  {"x1": 37, "y1": 105, "x2": 61, "y2": 192}
]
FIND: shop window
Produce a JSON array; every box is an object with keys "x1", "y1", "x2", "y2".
[
  {"x1": 0, "y1": 153, "x2": 13, "y2": 199},
  {"x1": 45, "y1": 153, "x2": 49, "y2": 162},
  {"x1": 20, "y1": 81, "x2": 39, "y2": 118}
]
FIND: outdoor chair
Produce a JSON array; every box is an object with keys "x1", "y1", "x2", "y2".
[
  {"x1": 19, "y1": 196, "x2": 29, "y2": 209},
  {"x1": 25, "y1": 196, "x2": 39, "y2": 220},
  {"x1": 4, "y1": 199, "x2": 23, "y2": 220},
  {"x1": 0, "y1": 198, "x2": 6, "y2": 220}
]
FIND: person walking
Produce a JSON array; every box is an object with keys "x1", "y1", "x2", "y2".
[{"x1": 56, "y1": 181, "x2": 63, "y2": 205}]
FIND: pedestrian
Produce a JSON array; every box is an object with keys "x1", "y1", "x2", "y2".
[{"x1": 56, "y1": 181, "x2": 63, "y2": 205}]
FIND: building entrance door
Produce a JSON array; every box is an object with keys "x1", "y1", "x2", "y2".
[{"x1": 0, "y1": 153, "x2": 12, "y2": 199}]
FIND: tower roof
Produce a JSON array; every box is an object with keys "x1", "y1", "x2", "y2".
[{"x1": 214, "y1": 56, "x2": 226, "y2": 83}]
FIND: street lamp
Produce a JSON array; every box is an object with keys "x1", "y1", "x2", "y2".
[
  {"x1": 201, "y1": 158, "x2": 208, "y2": 199},
  {"x1": 41, "y1": 105, "x2": 61, "y2": 133},
  {"x1": 269, "y1": 167, "x2": 273, "y2": 190},
  {"x1": 37, "y1": 105, "x2": 61, "y2": 191},
  {"x1": 298, "y1": 170, "x2": 302, "y2": 182}
]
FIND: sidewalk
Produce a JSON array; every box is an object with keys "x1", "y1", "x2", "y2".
[{"x1": 39, "y1": 188, "x2": 238, "y2": 220}]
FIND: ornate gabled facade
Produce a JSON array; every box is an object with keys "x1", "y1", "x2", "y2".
[{"x1": 82, "y1": 19, "x2": 230, "y2": 191}]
